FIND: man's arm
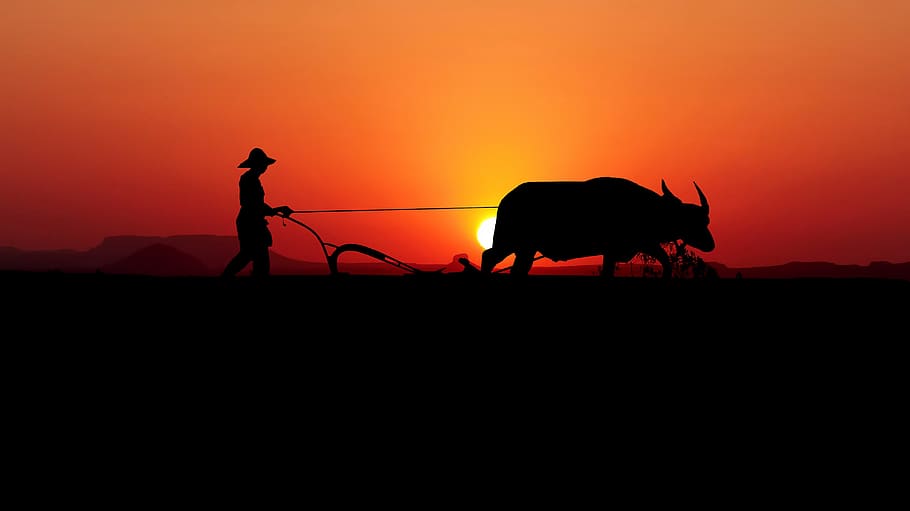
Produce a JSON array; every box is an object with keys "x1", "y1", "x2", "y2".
[{"x1": 265, "y1": 203, "x2": 293, "y2": 216}]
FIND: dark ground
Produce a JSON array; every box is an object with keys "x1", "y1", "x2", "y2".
[
  {"x1": 4, "y1": 270, "x2": 907, "y2": 494},
  {"x1": 6, "y1": 269, "x2": 906, "y2": 329},
  {"x1": 5, "y1": 269, "x2": 906, "y2": 368}
]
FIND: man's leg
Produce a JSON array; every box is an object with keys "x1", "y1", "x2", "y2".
[
  {"x1": 250, "y1": 246, "x2": 271, "y2": 278},
  {"x1": 222, "y1": 251, "x2": 252, "y2": 277}
]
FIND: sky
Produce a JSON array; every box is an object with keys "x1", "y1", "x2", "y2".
[{"x1": 2, "y1": 0, "x2": 909, "y2": 268}]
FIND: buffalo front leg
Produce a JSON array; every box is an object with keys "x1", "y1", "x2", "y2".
[
  {"x1": 641, "y1": 245, "x2": 673, "y2": 279},
  {"x1": 600, "y1": 254, "x2": 617, "y2": 277}
]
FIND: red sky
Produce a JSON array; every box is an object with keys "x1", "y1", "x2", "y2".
[{"x1": 2, "y1": 1, "x2": 909, "y2": 268}]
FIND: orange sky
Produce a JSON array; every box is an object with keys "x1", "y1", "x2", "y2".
[{"x1": 2, "y1": 1, "x2": 909, "y2": 268}]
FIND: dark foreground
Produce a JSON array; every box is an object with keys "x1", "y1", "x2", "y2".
[
  {"x1": 6, "y1": 269, "x2": 906, "y2": 356},
  {"x1": 8, "y1": 269, "x2": 906, "y2": 377},
  {"x1": 10, "y1": 269, "x2": 906, "y2": 382},
  {"x1": 4, "y1": 270, "x2": 907, "y2": 498},
  {"x1": 6, "y1": 269, "x2": 906, "y2": 329},
  {"x1": 10, "y1": 269, "x2": 906, "y2": 392}
]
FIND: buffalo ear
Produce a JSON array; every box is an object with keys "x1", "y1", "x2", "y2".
[{"x1": 661, "y1": 179, "x2": 679, "y2": 201}]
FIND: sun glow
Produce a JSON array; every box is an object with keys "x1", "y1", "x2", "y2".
[{"x1": 477, "y1": 216, "x2": 496, "y2": 250}]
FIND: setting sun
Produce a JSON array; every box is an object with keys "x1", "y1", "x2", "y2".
[{"x1": 477, "y1": 217, "x2": 497, "y2": 250}]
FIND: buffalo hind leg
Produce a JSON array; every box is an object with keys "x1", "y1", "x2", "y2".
[
  {"x1": 510, "y1": 249, "x2": 536, "y2": 277},
  {"x1": 600, "y1": 255, "x2": 617, "y2": 277}
]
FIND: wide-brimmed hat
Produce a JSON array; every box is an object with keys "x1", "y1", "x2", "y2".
[{"x1": 237, "y1": 147, "x2": 276, "y2": 168}]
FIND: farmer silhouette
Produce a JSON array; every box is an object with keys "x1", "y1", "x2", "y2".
[{"x1": 222, "y1": 147, "x2": 293, "y2": 278}]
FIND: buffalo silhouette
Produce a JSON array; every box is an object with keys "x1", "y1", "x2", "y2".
[{"x1": 481, "y1": 177, "x2": 715, "y2": 278}]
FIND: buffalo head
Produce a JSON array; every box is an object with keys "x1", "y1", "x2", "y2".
[{"x1": 661, "y1": 179, "x2": 715, "y2": 252}]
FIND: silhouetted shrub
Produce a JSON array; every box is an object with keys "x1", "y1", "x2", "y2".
[{"x1": 634, "y1": 242, "x2": 712, "y2": 278}]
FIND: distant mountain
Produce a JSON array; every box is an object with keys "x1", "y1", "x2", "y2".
[
  {"x1": 0, "y1": 246, "x2": 87, "y2": 273},
  {"x1": 100, "y1": 243, "x2": 211, "y2": 276},
  {"x1": 269, "y1": 251, "x2": 331, "y2": 275},
  {"x1": 536, "y1": 260, "x2": 910, "y2": 280},
  {"x1": 0, "y1": 235, "x2": 235, "y2": 275},
  {"x1": 1, "y1": 235, "x2": 908, "y2": 280},
  {"x1": 87, "y1": 235, "x2": 239, "y2": 271},
  {"x1": 707, "y1": 261, "x2": 910, "y2": 280}
]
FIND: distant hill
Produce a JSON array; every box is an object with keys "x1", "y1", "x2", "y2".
[
  {"x1": 100, "y1": 243, "x2": 211, "y2": 276},
  {"x1": 0, "y1": 246, "x2": 86, "y2": 273},
  {"x1": 707, "y1": 261, "x2": 910, "y2": 280},
  {"x1": 1, "y1": 235, "x2": 908, "y2": 280}
]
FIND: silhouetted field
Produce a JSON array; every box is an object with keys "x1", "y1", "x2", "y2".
[
  {"x1": 7, "y1": 270, "x2": 906, "y2": 337},
  {"x1": 12, "y1": 269, "x2": 906, "y2": 387},
  {"x1": 8, "y1": 269, "x2": 905, "y2": 406},
  {"x1": 5, "y1": 269, "x2": 905, "y2": 477}
]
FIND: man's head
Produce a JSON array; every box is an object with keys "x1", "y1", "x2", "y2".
[{"x1": 237, "y1": 148, "x2": 276, "y2": 170}]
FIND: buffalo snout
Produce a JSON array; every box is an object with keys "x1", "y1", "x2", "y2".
[{"x1": 689, "y1": 232, "x2": 715, "y2": 252}]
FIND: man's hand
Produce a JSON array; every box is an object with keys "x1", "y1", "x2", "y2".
[{"x1": 274, "y1": 205, "x2": 293, "y2": 217}]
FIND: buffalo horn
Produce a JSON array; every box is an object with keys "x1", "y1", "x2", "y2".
[{"x1": 694, "y1": 181, "x2": 709, "y2": 213}]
